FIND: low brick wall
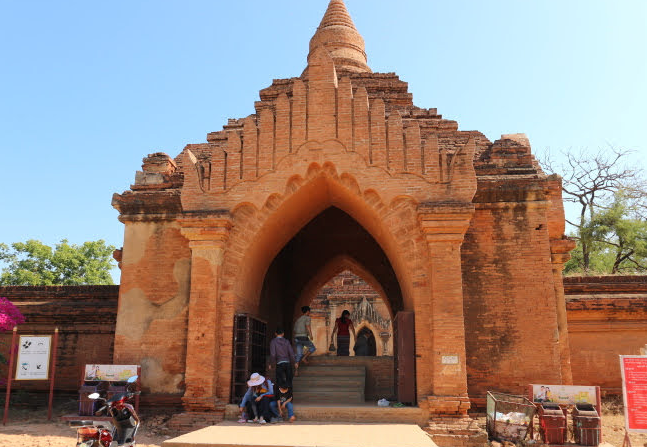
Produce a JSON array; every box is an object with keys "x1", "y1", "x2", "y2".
[
  {"x1": 565, "y1": 275, "x2": 647, "y2": 393},
  {"x1": 0, "y1": 286, "x2": 118, "y2": 392}
]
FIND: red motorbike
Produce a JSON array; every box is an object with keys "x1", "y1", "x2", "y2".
[{"x1": 70, "y1": 375, "x2": 141, "y2": 447}]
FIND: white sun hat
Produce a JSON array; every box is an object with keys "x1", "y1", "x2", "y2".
[{"x1": 247, "y1": 373, "x2": 265, "y2": 387}]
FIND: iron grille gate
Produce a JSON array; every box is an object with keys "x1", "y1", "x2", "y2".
[{"x1": 230, "y1": 313, "x2": 268, "y2": 404}]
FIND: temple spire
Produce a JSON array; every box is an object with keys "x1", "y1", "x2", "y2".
[{"x1": 305, "y1": 0, "x2": 371, "y2": 74}]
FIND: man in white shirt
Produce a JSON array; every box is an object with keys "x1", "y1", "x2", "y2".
[{"x1": 293, "y1": 306, "x2": 316, "y2": 366}]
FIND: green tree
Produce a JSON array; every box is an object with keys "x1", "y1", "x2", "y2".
[
  {"x1": 0, "y1": 239, "x2": 116, "y2": 285},
  {"x1": 587, "y1": 192, "x2": 647, "y2": 273},
  {"x1": 543, "y1": 147, "x2": 646, "y2": 274}
]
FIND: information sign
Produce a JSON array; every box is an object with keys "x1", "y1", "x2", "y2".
[
  {"x1": 530, "y1": 384, "x2": 597, "y2": 405},
  {"x1": 84, "y1": 364, "x2": 138, "y2": 382},
  {"x1": 15, "y1": 335, "x2": 51, "y2": 380},
  {"x1": 620, "y1": 355, "x2": 647, "y2": 432}
]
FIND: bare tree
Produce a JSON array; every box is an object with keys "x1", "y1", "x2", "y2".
[{"x1": 542, "y1": 147, "x2": 645, "y2": 272}]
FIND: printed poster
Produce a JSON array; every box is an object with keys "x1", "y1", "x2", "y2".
[
  {"x1": 620, "y1": 355, "x2": 647, "y2": 432},
  {"x1": 84, "y1": 364, "x2": 138, "y2": 382},
  {"x1": 15, "y1": 335, "x2": 51, "y2": 380},
  {"x1": 531, "y1": 384, "x2": 597, "y2": 405}
]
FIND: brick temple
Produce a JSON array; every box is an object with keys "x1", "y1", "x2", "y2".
[{"x1": 108, "y1": 0, "x2": 579, "y2": 424}]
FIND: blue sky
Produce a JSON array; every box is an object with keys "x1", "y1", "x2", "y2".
[{"x1": 1, "y1": 0, "x2": 645, "y2": 281}]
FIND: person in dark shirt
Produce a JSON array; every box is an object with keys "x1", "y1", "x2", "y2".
[
  {"x1": 270, "y1": 385, "x2": 296, "y2": 422},
  {"x1": 268, "y1": 327, "x2": 298, "y2": 388}
]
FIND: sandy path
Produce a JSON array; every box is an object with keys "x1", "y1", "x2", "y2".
[
  {"x1": 1, "y1": 399, "x2": 646, "y2": 447},
  {"x1": 0, "y1": 420, "x2": 167, "y2": 447}
]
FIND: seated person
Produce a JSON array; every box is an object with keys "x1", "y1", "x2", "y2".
[
  {"x1": 238, "y1": 373, "x2": 274, "y2": 424},
  {"x1": 270, "y1": 384, "x2": 295, "y2": 422}
]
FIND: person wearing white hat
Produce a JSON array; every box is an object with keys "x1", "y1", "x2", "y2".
[{"x1": 238, "y1": 373, "x2": 275, "y2": 424}]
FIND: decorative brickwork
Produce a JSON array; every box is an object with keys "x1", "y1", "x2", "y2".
[{"x1": 106, "y1": 0, "x2": 576, "y2": 425}]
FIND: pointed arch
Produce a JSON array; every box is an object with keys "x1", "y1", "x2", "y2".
[
  {"x1": 294, "y1": 254, "x2": 392, "y2": 323},
  {"x1": 220, "y1": 163, "x2": 427, "y2": 316}
]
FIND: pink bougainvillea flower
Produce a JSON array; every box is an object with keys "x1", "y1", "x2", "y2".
[{"x1": 0, "y1": 297, "x2": 25, "y2": 332}]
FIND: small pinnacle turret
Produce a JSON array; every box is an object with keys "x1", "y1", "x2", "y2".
[{"x1": 305, "y1": 0, "x2": 371, "y2": 75}]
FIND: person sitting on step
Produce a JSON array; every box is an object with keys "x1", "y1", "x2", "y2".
[
  {"x1": 238, "y1": 373, "x2": 274, "y2": 424},
  {"x1": 270, "y1": 384, "x2": 296, "y2": 423}
]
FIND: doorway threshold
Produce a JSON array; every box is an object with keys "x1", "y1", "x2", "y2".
[{"x1": 224, "y1": 403, "x2": 426, "y2": 426}]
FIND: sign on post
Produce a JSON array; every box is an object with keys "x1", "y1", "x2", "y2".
[
  {"x1": 620, "y1": 355, "x2": 647, "y2": 433},
  {"x1": 4, "y1": 329, "x2": 59, "y2": 425},
  {"x1": 83, "y1": 364, "x2": 138, "y2": 382},
  {"x1": 15, "y1": 335, "x2": 52, "y2": 381},
  {"x1": 530, "y1": 384, "x2": 598, "y2": 405}
]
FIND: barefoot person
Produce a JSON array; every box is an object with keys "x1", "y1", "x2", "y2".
[
  {"x1": 270, "y1": 384, "x2": 296, "y2": 422},
  {"x1": 331, "y1": 310, "x2": 356, "y2": 356},
  {"x1": 294, "y1": 306, "x2": 316, "y2": 367}
]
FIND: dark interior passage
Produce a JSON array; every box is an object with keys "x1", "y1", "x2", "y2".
[
  {"x1": 259, "y1": 207, "x2": 403, "y2": 337},
  {"x1": 354, "y1": 326, "x2": 377, "y2": 356}
]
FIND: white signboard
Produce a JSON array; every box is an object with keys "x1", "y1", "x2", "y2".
[
  {"x1": 531, "y1": 384, "x2": 597, "y2": 405},
  {"x1": 15, "y1": 335, "x2": 51, "y2": 380},
  {"x1": 84, "y1": 364, "x2": 139, "y2": 382},
  {"x1": 442, "y1": 355, "x2": 459, "y2": 365}
]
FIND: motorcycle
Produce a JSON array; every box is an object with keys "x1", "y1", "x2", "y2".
[{"x1": 70, "y1": 375, "x2": 141, "y2": 447}]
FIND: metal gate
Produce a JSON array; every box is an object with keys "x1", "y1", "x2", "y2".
[{"x1": 230, "y1": 314, "x2": 268, "y2": 403}]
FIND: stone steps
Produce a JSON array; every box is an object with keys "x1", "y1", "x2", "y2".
[
  {"x1": 294, "y1": 389, "x2": 364, "y2": 404},
  {"x1": 296, "y1": 365, "x2": 366, "y2": 376},
  {"x1": 224, "y1": 403, "x2": 427, "y2": 425},
  {"x1": 293, "y1": 376, "x2": 365, "y2": 388},
  {"x1": 293, "y1": 363, "x2": 365, "y2": 404}
]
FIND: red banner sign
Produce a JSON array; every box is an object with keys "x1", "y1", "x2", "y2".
[{"x1": 621, "y1": 356, "x2": 647, "y2": 432}]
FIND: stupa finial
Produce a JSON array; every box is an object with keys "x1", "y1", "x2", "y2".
[{"x1": 305, "y1": 0, "x2": 371, "y2": 74}]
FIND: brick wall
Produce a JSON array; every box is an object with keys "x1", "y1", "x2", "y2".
[
  {"x1": 114, "y1": 219, "x2": 191, "y2": 396},
  {"x1": 0, "y1": 286, "x2": 118, "y2": 392},
  {"x1": 462, "y1": 179, "x2": 563, "y2": 397},
  {"x1": 565, "y1": 275, "x2": 647, "y2": 393},
  {"x1": 2, "y1": 275, "x2": 645, "y2": 398}
]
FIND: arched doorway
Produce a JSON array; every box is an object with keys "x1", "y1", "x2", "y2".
[
  {"x1": 354, "y1": 326, "x2": 377, "y2": 357},
  {"x1": 309, "y1": 270, "x2": 392, "y2": 357},
  {"x1": 170, "y1": 154, "x2": 475, "y2": 414},
  {"x1": 256, "y1": 207, "x2": 403, "y2": 337},
  {"x1": 228, "y1": 206, "x2": 406, "y2": 403}
]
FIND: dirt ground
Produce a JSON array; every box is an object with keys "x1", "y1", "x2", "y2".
[
  {"x1": 0, "y1": 397, "x2": 646, "y2": 447},
  {"x1": 0, "y1": 397, "x2": 171, "y2": 447}
]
